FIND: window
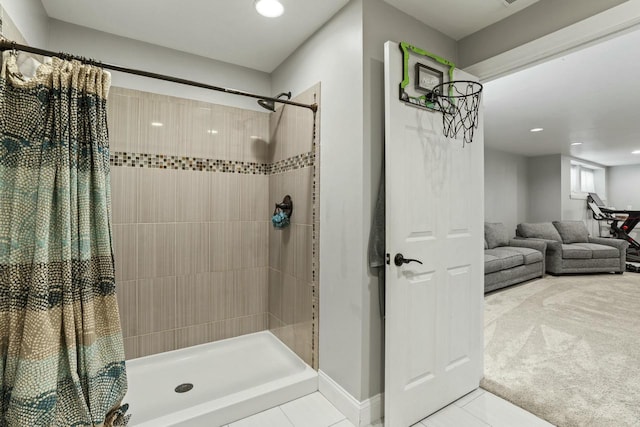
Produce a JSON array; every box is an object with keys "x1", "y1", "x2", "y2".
[
  {"x1": 580, "y1": 168, "x2": 595, "y2": 193},
  {"x1": 571, "y1": 165, "x2": 579, "y2": 193},
  {"x1": 570, "y1": 161, "x2": 602, "y2": 199}
]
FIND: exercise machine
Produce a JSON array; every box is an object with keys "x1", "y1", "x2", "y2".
[{"x1": 587, "y1": 192, "x2": 640, "y2": 271}]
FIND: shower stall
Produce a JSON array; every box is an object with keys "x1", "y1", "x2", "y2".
[{"x1": 108, "y1": 84, "x2": 320, "y2": 425}]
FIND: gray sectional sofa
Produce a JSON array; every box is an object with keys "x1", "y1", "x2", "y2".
[
  {"x1": 515, "y1": 221, "x2": 629, "y2": 275},
  {"x1": 484, "y1": 223, "x2": 546, "y2": 293}
]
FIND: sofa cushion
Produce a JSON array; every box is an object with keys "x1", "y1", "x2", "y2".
[
  {"x1": 484, "y1": 254, "x2": 504, "y2": 274},
  {"x1": 561, "y1": 244, "x2": 592, "y2": 259},
  {"x1": 484, "y1": 248, "x2": 525, "y2": 269},
  {"x1": 517, "y1": 222, "x2": 562, "y2": 242},
  {"x1": 553, "y1": 221, "x2": 589, "y2": 243},
  {"x1": 573, "y1": 243, "x2": 619, "y2": 259},
  {"x1": 485, "y1": 223, "x2": 510, "y2": 249},
  {"x1": 504, "y1": 246, "x2": 543, "y2": 265}
]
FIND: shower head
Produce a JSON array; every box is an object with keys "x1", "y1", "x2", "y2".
[
  {"x1": 257, "y1": 99, "x2": 276, "y2": 112},
  {"x1": 257, "y1": 91, "x2": 291, "y2": 112}
]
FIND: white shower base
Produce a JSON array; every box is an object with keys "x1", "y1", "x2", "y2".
[{"x1": 125, "y1": 331, "x2": 318, "y2": 426}]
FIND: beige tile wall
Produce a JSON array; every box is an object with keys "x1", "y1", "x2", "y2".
[
  {"x1": 111, "y1": 84, "x2": 319, "y2": 364},
  {"x1": 267, "y1": 85, "x2": 320, "y2": 368},
  {"x1": 110, "y1": 87, "x2": 271, "y2": 359}
]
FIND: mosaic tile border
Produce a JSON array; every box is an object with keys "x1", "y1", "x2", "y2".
[
  {"x1": 270, "y1": 151, "x2": 315, "y2": 174},
  {"x1": 109, "y1": 151, "x2": 314, "y2": 175}
]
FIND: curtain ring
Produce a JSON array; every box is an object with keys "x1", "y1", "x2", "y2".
[
  {"x1": 11, "y1": 41, "x2": 17, "y2": 56},
  {"x1": 59, "y1": 51, "x2": 75, "y2": 62}
]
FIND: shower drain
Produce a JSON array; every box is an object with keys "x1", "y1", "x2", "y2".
[{"x1": 174, "y1": 383, "x2": 194, "y2": 393}]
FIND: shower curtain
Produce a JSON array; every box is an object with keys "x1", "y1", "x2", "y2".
[{"x1": 0, "y1": 51, "x2": 128, "y2": 426}]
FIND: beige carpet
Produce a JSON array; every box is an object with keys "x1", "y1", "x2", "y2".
[{"x1": 482, "y1": 274, "x2": 640, "y2": 427}]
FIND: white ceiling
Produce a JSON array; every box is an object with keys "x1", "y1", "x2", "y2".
[
  {"x1": 40, "y1": 0, "x2": 350, "y2": 73},
  {"x1": 484, "y1": 27, "x2": 640, "y2": 166}
]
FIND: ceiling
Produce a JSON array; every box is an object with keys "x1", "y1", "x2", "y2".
[
  {"x1": 483, "y1": 27, "x2": 640, "y2": 166},
  {"x1": 384, "y1": 0, "x2": 540, "y2": 40},
  {"x1": 40, "y1": 0, "x2": 536, "y2": 73},
  {"x1": 40, "y1": 0, "x2": 350, "y2": 73}
]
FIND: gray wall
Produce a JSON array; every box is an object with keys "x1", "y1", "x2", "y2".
[
  {"x1": 484, "y1": 148, "x2": 528, "y2": 236},
  {"x1": 0, "y1": 4, "x2": 27, "y2": 44},
  {"x1": 47, "y1": 20, "x2": 271, "y2": 111},
  {"x1": 457, "y1": 0, "x2": 627, "y2": 68},
  {"x1": 607, "y1": 164, "x2": 640, "y2": 240},
  {"x1": 526, "y1": 154, "x2": 562, "y2": 222},
  {"x1": 484, "y1": 151, "x2": 607, "y2": 236},
  {"x1": 0, "y1": 0, "x2": 49, "y2": 47},
  {"x1": 608, "y1": 164, "x2": 640, "y2": 209}
]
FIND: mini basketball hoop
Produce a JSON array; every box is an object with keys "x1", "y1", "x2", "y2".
[{"x1": 431, "y1": 80, "x2": 483, "y2": 146}]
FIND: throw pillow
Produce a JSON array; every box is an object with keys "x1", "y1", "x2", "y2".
[
  {"x1": 485, "y1": 222, "x2": 510, "y2": 249},
  {"x1": 552, "y1": 220, "x2": 589, "y2": 243},
  {"x1": 516, "y1": 222, "x2": 562, "y2": 242}
]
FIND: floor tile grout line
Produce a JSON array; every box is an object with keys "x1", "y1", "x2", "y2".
[
  {"x1": 277, "y1": 404, "x2": 297, "y2": 427},
  {"x1": 326, "y1": 415, "x2": 349, "y2": 427},
  {"x1": 420, "y1": 407, "x2": 490, "y2": 427},
  {"x1": 458, "y1": 405, "x2": 494, "y2": 427},
  {"x1": 278, "y1": 393, "x2": 348, "y2": 427},
  {"x1": 459, "y1": 389, "x2": 486, "y2": 408}
]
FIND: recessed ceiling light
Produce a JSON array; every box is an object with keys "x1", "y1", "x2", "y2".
[
  {"x1": 632, "y1": 150, "x2": 640, "y2": 154},
  {"x1": 207, "y1": 129, "x2": 218, "y2": 134},
  {"x1": 151, "y1": 122, "x2": 163, "y2": 127},
  {"x1": 530, "y1": 128, "x2": 544, "y2": 132},
  {"x1": 571, "y1": 142, "x2": 582, "y2": 146},
  {"x1": 255, "y1": 0, "x2": 284, "y2": 18}
]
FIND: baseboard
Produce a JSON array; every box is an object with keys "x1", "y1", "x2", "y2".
[
  {"x1": 318, "y1": 370, "x2": 384, "y2": 426},
  {"x1": 359, "y1": 393, "x2": 384, "y2": 426}
]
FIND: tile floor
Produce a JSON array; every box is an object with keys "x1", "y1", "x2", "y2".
[{"x1": 223, "y1": 388, "x2": 553, "y2": 427}]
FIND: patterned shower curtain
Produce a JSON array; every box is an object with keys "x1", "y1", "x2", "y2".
[{"x1": 0, "y1": 51, "x2": 128, "y2": 426}]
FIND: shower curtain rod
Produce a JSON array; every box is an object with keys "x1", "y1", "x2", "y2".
[{"x1": 0, "y1": 40, "x2": 318, "y2": 112}]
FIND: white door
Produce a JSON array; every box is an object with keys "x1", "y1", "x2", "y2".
[{"x1": 384, "y1": 41, "x2": 484, "y2": 427}]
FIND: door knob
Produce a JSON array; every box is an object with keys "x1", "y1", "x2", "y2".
[{"x1": 394, "y1": 253, "x2": 423, "y2": 267}]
